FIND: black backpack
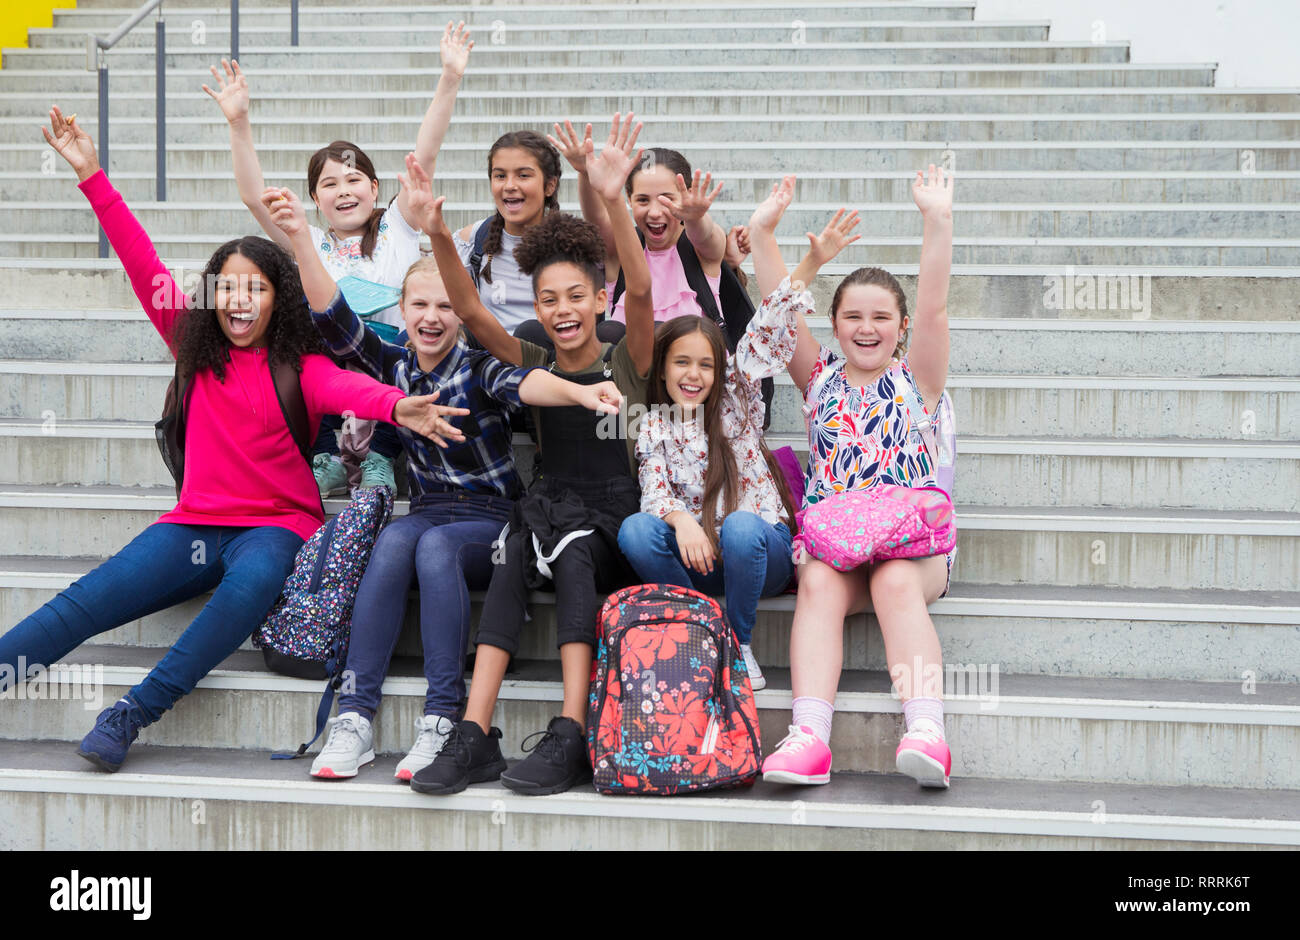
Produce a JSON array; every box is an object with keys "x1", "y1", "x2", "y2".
[
  {"x1": 155, "y1": 357, "x2": 314, "y2": 498},
  {"x1": 611, "y1": 231, "x2": 775, "y2": 428}
]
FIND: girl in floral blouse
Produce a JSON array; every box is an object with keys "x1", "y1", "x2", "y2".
[
  {"x1": 741, "y1": 169, "x2": 956, "y2": 789},
  {"x1": 618, "y1": 315, "x2": 799, "y2": 691}
]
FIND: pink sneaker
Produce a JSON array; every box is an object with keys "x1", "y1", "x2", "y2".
[
  {"x1": 761, "y1": 725, "x2": 832, "y2": 785},
  {"x1": 895, "y1": 727, "x2": 952, "y2": 788}
]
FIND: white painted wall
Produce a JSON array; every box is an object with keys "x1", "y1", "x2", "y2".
[{"x1": 974, "y1": 0, "x2": 1300, "y2": 87}]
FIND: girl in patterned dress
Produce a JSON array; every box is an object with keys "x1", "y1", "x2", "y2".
[
  {"x1": 739, "y1": 169, "x2": 957, "y2": 788},
  {"x1": 618, "y1": 315, "x2": 799, "y2": 691}
]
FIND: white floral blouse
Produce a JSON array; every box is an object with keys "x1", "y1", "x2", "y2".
[{"x1": 635, "y1": 355, "x2": 787, "y2": 529}]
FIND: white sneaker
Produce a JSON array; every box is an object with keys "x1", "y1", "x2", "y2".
[
  {"x1": 739, "y1": 643, "x2": 766, "y2": 691},
  {"x1": 310, "y1": 712, "x2": 375, "y2": 779},
  {"x1": 395, "y1": 714, "x2": 455, "y2": 782}
]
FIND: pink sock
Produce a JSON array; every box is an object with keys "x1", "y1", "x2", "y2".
[
  {"x1": 903, "y1": 697, "x2": 946, "y2": 738},
  {"x1": 792, "y1": 696, "x2": 834, "y2": 745}
]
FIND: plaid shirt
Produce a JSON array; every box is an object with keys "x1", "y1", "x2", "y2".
[{"x1": 311, "y1": 290, "x2": 535, "y2": 503}]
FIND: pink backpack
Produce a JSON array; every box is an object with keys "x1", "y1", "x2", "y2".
[{"x1": 791, "y1": 485, "x2": 955, "y2": 572}]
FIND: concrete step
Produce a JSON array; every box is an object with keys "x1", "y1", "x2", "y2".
[
  {"x1": 2, "y1": 485, "x2": 1295, "y2": 591},
  {"x1": 15, "y1": 168, "x2": 1300, "y2": 206},
  {"x1": 16, "y1": 89, "x2": 1300, "y2": 122},
  {"x1": 7, "y1": 140, "x2": 1297, "y2": 173},
  {"x1": 3, "y1": 361, "x2": 1296, "y2": 442},
  {"x1": 1, "y1": 419, "x2": 1297, "y2": 510},
  {"x1": 12, "y1": 200, "x2": 1300, "y2": 242},
  {"x1": 4, "y1": 556, "x2": 1296, "y2": 681},
  {"x1": 6, "y1": 113, "x2": 1299, "y2": 147},
  {"x1": 9, "y1": 227, "x2": 1300, "y2": 266},
  {"x1": 5, "y1": 645, "x2": 1299, "y2": 790},
  {"x1": 6, "y1": 741, "x2": 1296, "y2": 849},
  {"x1": 0, "y1": 63, "x2": 1204, "y2": 96},
  {"x1": 3, "y1": 261, "x2": 1298, "y2": 321}
]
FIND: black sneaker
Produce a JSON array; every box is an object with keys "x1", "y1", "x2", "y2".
[
  {"x1": 500, "y1": 716, "x2": 592, "y2": 796},
  {"x1": 409, "y1": 719, "x2": 507, "y2": 796}
]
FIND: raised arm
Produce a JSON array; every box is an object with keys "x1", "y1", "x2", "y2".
[
  {"x1": 397, "y1": 21, "x2": 472, "y2": 229},
  {"x1": 44, "y1": 106, "x2": 188, "y2": 346},
  {"x1": 585, "y1": 114, "x2": 653, "y2": 374},
  {"x1": 658, "y1": 169, "x2": 727, "y2": 272},
  {"x1": 203, "y1": 60, "x2": 291, "y2": 251},
  {"x1": 907, "y1": 164, "x2": 954, "y2": 409},
  {"x1": 549, "y1": 119, "x2": 617, "y2": 263},
  {"x1": 401, "y1": 154, "x2": 523, "y2": 365}
]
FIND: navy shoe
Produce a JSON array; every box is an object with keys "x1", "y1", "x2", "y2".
[{"x1": 78, "y1": 697, "x2": 146, "y2": 772}]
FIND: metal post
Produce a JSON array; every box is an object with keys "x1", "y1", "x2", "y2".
[
  {"x1": 230, "y1": 0, "x2": 239, "y2": 62},
  {"x1": 291, "y1": 0, "x2": 299, "y2": 46},
  {"x1": 97, "y1": 56, "x2": 110, "y2": 258},
  {"x1": 155, "y1": 15, "x2": 166, "y2": 201}
]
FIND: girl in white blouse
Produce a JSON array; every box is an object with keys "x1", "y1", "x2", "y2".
[{"x1": 617, "y1": 315, "x2": 799, "y2": 690}]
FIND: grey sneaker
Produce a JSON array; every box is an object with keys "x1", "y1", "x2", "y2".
[
  {"x1": 740, "y1": 643, "x2": 766, "y2": 691},
  {"x1": 310, "y1": 712, "x2": 375, "y2": 779},
  {"x1": 395, "y1": 714, "x2": 455, "y2": 782}
]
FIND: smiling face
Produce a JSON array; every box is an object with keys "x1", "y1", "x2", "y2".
[
  {"x1": 832, "y1": 283, "x2": 908, "y2": 376},
  {"x1": 660, "y1": 329, "x2": 716, "y2": 415},
  {"x1": 628, "y1": 164, "x2": 684, "y2": 251},
  {"x1": 214, "y1": 253, "x2": 276, "y2": 348},
  {"x1": 491, "y1": 146, "x2": 555, "y2": 235},
  {"x1": 310, "y1": 157, "x2": 379, "y2": 238},
  {"x1": 401, "y1": 270, "x2": 460, "y2": 370},
  {"x1": 534, "y1": 260, "x2": 605, "y2": 354}
]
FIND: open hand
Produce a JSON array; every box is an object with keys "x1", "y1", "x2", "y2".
[
  {"x1": 584, "y1": 112, "x2": 643, "y2": 202},
  {"x1": 805, "y1": 208, "x2": 861, "y2": 267},
  {"x1": 439, "y1": 20, "x2": 473, "y2": 78},
  {"x1": 658, "y1": 169, "x2": 723, "y2": 224},
  {"x1": 912, "y1": 163, "x2": 953, "y2": 219},
  {"x1": 42, "y1": 105, "x2": 99, "y2": 181},
  {"x1": 392, "y1": 390, "x2": 471, "y2": 448},
  {"x1": 260, "y1": 187, "x2": 308, "y2": 239},
  {"x1": 548, "y1": 119, "x2": 593, "y2": 174},
  {"x1": 398, "y1": 153, "x2": 446, "y2": 237},
  {"x1": 749, "y1": 175, "x2": 795, "y2": 233},
  {"x1": 201, "y1": 59, "x2": 250, "y2": 124}
]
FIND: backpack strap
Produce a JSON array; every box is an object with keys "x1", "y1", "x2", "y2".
[
  {"x1": 673, "y1": 233, "x2": 728, "y2": 337},
  {"x1": 890, "y1": 361, "x2": 939, "y2": 467},
  {"x1": 801, "y1": 357, "x2": 844, "y2": 423},
  {"x1": 468, "y1": 218, "x2": 491, "y2": 289},
  {"x1": 270, "y1": 357, "x2": 312, "y2": 464}
]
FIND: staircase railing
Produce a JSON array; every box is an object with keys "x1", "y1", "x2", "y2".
[{"x1": 84, "y1": 0, "x2": 301, "y2": 257}]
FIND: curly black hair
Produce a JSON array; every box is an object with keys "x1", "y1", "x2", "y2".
[
  {"x1": 172, "y1": 236, "x2": 325, "y2": 381},
  {"x1": 513, "y1": 211, "x2": 604, "y2": 297}
]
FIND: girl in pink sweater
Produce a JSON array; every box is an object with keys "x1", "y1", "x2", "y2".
[{"x1": 0, "y1": 107, "x2": 464, "y2": 773}]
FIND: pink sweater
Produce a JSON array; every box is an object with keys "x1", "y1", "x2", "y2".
[{"x1": 81, "y1": 170, "x2": 405, "y2": 540}]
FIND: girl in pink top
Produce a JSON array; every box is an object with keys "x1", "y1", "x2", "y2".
[{"x1": 0, "y1": 108, "x2": 463, "y2": 774}]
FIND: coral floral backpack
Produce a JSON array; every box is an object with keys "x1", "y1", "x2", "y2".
[{"x1": 587, "y1": 584, "x2": 762, "y2": 795}]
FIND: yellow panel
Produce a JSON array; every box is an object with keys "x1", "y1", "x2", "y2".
[{"x1": 0, "y1": 1, "x2": 79, "y2": 67}]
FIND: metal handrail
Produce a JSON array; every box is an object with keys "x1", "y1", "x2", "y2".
[{"x1": 83, "y1": 1, "x2": 301, "y2": 258}]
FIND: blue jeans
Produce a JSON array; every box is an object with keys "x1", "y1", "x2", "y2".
[
  {"x1": 0, "y1": 522, "x2": 303, "y2": 724},
  {"x1": 617, "y1": 511, "x2": 793, "y2": 644},
  {"x1": 338, "y1": 492, "x2": 512, "y2": 721}
]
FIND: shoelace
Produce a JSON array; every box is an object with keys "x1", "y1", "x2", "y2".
[
  {"x1": 411, "y1": 718, "x2": 449, "y2": 754},
  {"x1": 100, "y1": 706, "x2": 140, "y2": 736},
  {"x1": 773, "y1": 725, "x2": 817, "y2": 754},
  {"x1": 901, "y1": 727, "x2": 945, "y2": 746},
  {"x1": 519, "y1": 727, "x2": 565, "y2": 764},
  {"x1": 437, "y1": 727, "x2": 471, "y2": 768},
  {"x1": 321, "y1": 716, "x2": 364, "y2": 756}
]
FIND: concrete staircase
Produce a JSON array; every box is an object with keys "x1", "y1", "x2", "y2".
[{"x1": 0, "y1": 0, "x2": 1297, "y2": 849}]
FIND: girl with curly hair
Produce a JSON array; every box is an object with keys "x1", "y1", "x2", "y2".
[
  {"x1": 0, "y1": 109, "x2": 463, "y2": 774},
  {"x1": 406, "y1": 115, "x2": 656, "y2": 796}
]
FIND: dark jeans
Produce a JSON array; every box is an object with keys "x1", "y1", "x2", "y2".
[
  {"x1": 338, "y1": 492, "x2": 513, "y2": 720},
  {"x1": 0, "y1": 522, "x2": 303, "y2": 724},
  {"x1": 617, "y1": 511, "x2": 793, "y2": 644},
  {"x1": 311, "y1": 415, "x2": 402, "y2": 460}
]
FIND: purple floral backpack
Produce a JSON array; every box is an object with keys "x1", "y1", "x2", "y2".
[{"x1": 254, "y1": 485, "x2": 393, "y2": 758}]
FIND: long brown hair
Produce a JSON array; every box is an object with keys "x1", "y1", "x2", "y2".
[
  {"x1": 306, "y1": 141, "x2": 385, "y2": 260},
  {"x1": 480, "y1": 130, "x2": 563, "y2": 283}
]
